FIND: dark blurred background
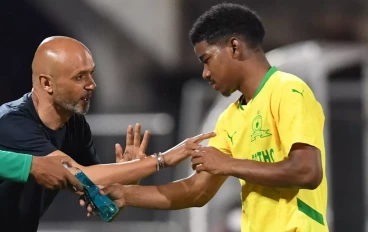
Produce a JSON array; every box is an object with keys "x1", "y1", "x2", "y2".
[{"x1": 1, "y1": 0, "x2": 368, "y2": 231}]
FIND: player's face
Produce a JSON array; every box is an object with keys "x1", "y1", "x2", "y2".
[
  {"x1": 194, "y1": 40, "x2": 239, "y2": 97},
  {"x1": 53, "y1": 50, "x2": 96, "y2": 115}
]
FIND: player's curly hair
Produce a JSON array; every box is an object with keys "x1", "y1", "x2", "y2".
[{"x1": 189, "y1": 3, "x2": 265, "y2": 49}]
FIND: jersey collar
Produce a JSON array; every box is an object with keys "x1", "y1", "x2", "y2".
[{"x1": 238, "y1": 66, "x2": 278, "y2": 110}]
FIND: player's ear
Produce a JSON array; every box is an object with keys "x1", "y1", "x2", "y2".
[
  {"x1": 39, "y1": 74, "x2": 53, "y2": 94},
  {"x1": 229, "y1": 38, "x2": 242, "y2": 59}
]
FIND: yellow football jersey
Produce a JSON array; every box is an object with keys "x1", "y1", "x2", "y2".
[{"x1": 209, "y1": 66, "x2": 328, "y2": 232}]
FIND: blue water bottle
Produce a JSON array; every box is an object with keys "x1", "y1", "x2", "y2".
[{"x1": 64, "y1": 164, "x2": 120, "y2": 222}]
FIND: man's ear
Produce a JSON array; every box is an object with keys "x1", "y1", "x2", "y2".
[{"x1": 39, "y1": 74, "x2": 54, "y2": 94}]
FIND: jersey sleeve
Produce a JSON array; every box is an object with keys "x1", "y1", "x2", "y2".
[
  {"x1": 272, "y1": 79, "x2": 325, "y2": 154},
  {"x1": 0, "y1": 150, "x2": 32, "y2": 183},
  {"x1": 208, "y1": 112, "x2": 232, "y2": 156},
  {"x1": 0, "y1": 113, "x2": 57, "y2": 156}
]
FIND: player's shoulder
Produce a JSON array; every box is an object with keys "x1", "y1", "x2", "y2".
[
  {"x1": 273, "y1": 70, "x2": 311, "y2": 91},
  {"x1": 216, "y1": 96, "x2": 242, "y2": 124}
]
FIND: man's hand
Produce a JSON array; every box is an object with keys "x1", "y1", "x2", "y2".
[
  {"x1": 162, "y1": 132, "x2": 216, "y2": 167},
  {"x1": 191, "y1": 146, "x2": 232, "y2": 175},
  {"x1": 30, "y1": 156, "x2": 83, "y2": 191},
  {"x1": 115, "y1": 123, "x2": 150, "y2": 185},
  {"x1": 116, "y1": 123, "x2": 151, "y2": 163}
]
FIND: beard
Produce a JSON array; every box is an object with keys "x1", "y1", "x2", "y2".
[{"x1": 53, "y1": 90, "x2": 90, "y2": 115}]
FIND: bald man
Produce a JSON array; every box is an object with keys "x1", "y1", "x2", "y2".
[{"x1": 0, "y1": 36, "x2": 214, "y2": 231}]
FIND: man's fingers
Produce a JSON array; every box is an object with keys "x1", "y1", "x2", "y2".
[
  {"x1": 134, "y1": 123, "x2": 141, "y2": 147},
  {"x1": 186, "y1": 143, "x2": 202, "y2": 151},
  {"x1": 192, "y1": 132, "x2": 216, "y2": 143},
  {"x1": 126, "y1": 125, "x2": 133, "y2": 146},
  {"x1": 140, "y1": 130, "x2": 151, "y2": 152},
  {"x1": 115, "y1": 143, "x2": 123, "y2": 161}
]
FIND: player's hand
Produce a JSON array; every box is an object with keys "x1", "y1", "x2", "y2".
[
  {"x1": 191, "y1": 146, "x2": 232, "y2": 175},
  {"x1": 162, "y1": 132, "x2": 216, "y2": 167},
  {"x1": 100, "y1": 184, "x2": 125, "y2": 208},
  {"x1": 116, "y1": 123, "x2": 151, "y2": 163},
  {"x1": 81, "y1": 184, "x2": 125, "y2": 217},
  {"x1": 30, "y1": 156, "x2": 83, "y2": 192}
]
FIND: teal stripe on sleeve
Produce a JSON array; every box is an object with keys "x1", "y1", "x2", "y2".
[{"x1": 0, "y1": 150, "x2": 33, "y2": 183}]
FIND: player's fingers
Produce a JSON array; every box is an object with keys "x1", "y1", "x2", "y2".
[
  {"x1": 134, "y1": 123, "x2": 141, "y2": 147},
  {"x1": 191, "y1": 157, "x2": 204, "y2": 166},
  {"x1": 115, "y1": 199, "x2": 126, "y2": 208},
  {"x1": 192, "y1": 132, "x2": 216, "y2": 143},
  {"x1": 115, "y1": 143, "x2": 123, "y2": 161},
  {"x1": 191, "y1": 150, "x2": 205, "y2": 158},
  {"x1": 100, "y1": 185, "x2": 123, "y2": 200},
  {"x1": 126, "y1": 125, "x2": 133, "y2": 146},
  {"x1": 140, "y1": 130, "x2": 151, "y2": 152},
  {"x1": 195, "y1": 146, "x2": 208, "y2": 152},
  {"x1": 99, "y1": 185, "x2": 114, "y2": 196},
  {"x1": 195, "y1": 164, "x2": 205, "y2": 172}
]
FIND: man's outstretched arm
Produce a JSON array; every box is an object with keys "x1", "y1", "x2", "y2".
[{"x1": 55, "y1": 132, "x2": 216, "y2": 186}]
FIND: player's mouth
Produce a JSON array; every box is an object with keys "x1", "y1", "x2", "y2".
[{"x1": 209, "y1": 80, "x2": 218, "y2": 90}]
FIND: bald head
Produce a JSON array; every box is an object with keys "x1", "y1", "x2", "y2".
[
  {"x1": 31, "y1": 36, "x2": 96, "y2": 116},
  {"x1": 32, "y1": 36, "x2": 93, "y2": 84}
]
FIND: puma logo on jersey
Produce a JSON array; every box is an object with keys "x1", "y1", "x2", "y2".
[
  {"x1": 292, "y1": 89, "x2": 304, "y2": 97},
  {"x1": 226, "y1": 131, "x2": 236, "y2": 145}
]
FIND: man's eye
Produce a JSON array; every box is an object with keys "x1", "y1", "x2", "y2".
[{"x1": 76, "y1": 75, "x2": 84, "y2": 80}]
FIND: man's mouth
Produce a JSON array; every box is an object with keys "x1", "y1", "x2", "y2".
[{"x1": 81, "y1": 94, "x2": 92, "y2": 102}]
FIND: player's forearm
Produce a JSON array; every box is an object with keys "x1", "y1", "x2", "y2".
[
  {"x1": 225, "y1": 158, "x2": 321, "y2": 189},
  {"x1": 123, "y1": 176, "x2": 209, "y2": 210},
  {"x1": 77, "y1": 156, "x2": 158, "y2": 185}
]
